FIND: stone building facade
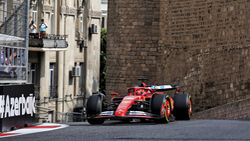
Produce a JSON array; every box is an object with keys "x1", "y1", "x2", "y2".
[
  {"x1": 30, "y1": 0, "x2": 101, "y2": 122},
  {"x1": 107, "y1": 0, "x2": 250, "y2": 112},
  {"x1": 0, "y1": 0, "x2": 101, "y2": 122}
]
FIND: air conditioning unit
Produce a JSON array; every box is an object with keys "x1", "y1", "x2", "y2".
[
  {"x1": 91, "y1": 24, "x2": 98, "y2": 34},
  {"x1": 72, "y1": 66, "x2": 81, "y2": 77}
]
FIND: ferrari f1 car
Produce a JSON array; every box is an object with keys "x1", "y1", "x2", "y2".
[{"x1": 86, "y1": 80, "x2": 192, "y2": 124}]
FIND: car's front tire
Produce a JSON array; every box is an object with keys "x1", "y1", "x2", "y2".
[
  {"x1": 151, "y1": 94, "x2": 171, "y2": 123},
  {"x1": 86, "y1": 95, "x2": 105, "y2": 124}
]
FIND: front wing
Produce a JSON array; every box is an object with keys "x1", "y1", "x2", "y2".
[{"x1": 90, "y1": 111, "x2": 163, "y2": 120}]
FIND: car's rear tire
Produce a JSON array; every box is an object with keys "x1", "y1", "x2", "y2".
[
  {"x1": 86, "y1": 95, "x2": 105, "y2": 124},
  {"x1": 151, "y1": 94, "x2": 171, "y2": 123},
  {"x1": 173, "y1": 94, "x2": 192, "y2": 120}
]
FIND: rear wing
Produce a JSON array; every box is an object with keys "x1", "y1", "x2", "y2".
[{"x1": 148, "y1": 85, "x2": 179, "y2": 91}]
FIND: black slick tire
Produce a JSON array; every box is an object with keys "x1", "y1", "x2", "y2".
[
  {"x1": 151, "y1": 94, "x2": 171, "y2": 123},
  {"x1": 86, "y1": 95, "x2": 105, "y2": 124},
  {"x1": 173, "y1": 94, "x2": 192, "y2": 120}
]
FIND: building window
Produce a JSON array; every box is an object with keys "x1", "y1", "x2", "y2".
[
  {"x1": 52, "y1": 0, "x2": 55, "y2": 11},
  {"x1": 50, "y1": 0, "x2": 55, "y2": 34},
  {"x1": 80, "y1": 15, "x2": 83, "y2": 33},
  {"x1": 49, "y1": 63, "x2": 57, "y2": 98},
  {"x1": 32, "y1": 11, "x2": 37, "y2": 25},
  {"x1": 29, "y1": 63, "x2": 36, "y2": 84},
  {"x1": 50, "y1": 13, "x2": 55, "y2": 34},
  {"x1": 32, "y1": 0, "x2": 38, "y2": 25},
  {"x1": 101, "y1": 17, "x2": 105, "y2": 28},
  {"x1": 79, "y1": 62, "x2": 84, "y2": 94},
  {"x1": 2, "y1": 2, "x2": 6, "y2": 22}
]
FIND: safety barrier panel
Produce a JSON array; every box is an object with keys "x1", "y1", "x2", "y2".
[{"x1": 0, "y1": 84, "x2": 37, "y2": 132}]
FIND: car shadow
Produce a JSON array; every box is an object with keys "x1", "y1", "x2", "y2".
[{"x1": 69, "y1": 119, "x2": 175, "y2": 126}]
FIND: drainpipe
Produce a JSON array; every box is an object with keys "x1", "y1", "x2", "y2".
[
  {"x1": 25, "y1": 0, "x2": 30, "y2": 84},
  {"x1": 56, "y1": 0, "x2": 65, "y2": 122},
  {"x1": 62, "y1": 9, "x2": 67, "y2": 117},
  {"x1": 82, "y1": 0, "x2": 90, "y2": 107}
]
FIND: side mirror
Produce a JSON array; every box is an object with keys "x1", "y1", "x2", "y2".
[{"x1": 111, "y1": 93, "x2": 119, "y2": 96}]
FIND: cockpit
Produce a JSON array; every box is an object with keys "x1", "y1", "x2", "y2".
[{"x1": 128, "y1": 88, "x2": 152, "y2": 96}]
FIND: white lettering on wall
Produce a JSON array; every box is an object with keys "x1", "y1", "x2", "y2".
[
  {"x1": 10, "y1": 97, "x2": 15, "y2": 117},
  {"x1": 0, "y1": 94, "x2": 36, "y2": 118},
  {"x1": 0, "y1": 95, "x2": 5, "y2": 118},
  {"x1": 5, "y1": 95, "x2": 10, "y2": 118},
  {"x1": 15, "y1": 97, "x2": 20, "y2": 116}
]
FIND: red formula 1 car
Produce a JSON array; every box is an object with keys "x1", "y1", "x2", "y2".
[{"x1": 86, "y1": 80, "x2": 192, "y2": 124}]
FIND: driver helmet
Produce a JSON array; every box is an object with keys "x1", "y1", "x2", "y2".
[{"x1": 136, "y1": 89, "x2": 144, "y2": 95}]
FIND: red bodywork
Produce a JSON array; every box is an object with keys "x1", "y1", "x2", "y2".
[
  {"x1": 115, "y1": 87, "x2": 154, "y2": 118},
  {"x1": 93, "y1": 84, "x2": 176, "y2": 120}
]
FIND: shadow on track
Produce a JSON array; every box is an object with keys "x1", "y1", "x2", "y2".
[{"x1": 68, "y1": 119, "x2": 173, "y2": 126}]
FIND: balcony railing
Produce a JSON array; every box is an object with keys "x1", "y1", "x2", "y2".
[{"x1": 29, "y1": 34, "x2": 68, "y2": 50}]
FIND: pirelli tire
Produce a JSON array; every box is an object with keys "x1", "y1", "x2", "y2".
[
  {"x1": 86, "y1": 94, "x2": 105, "y2": 124},
  {"x1": 151, "y1": 94, "x2": 171, "y2": 123},
  {"x1": 173, "y1": 94, "x2": 192, "y2": 120}
]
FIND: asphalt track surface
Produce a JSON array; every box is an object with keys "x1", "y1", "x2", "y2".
[{"x1": 3, "y1": 120, "x2": 250, "y2": 141}]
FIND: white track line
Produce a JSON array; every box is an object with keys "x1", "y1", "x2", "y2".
[{"x1": 0, "y1": 123, "x2": 69, "y2": 138}]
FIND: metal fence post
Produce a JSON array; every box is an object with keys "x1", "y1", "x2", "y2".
[{"x1": 25, "y1": 0, "x2": 30, "y2": 83}]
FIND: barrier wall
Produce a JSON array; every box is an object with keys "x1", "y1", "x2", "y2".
[
  {"x1": 192, "y1": 98, "x2": 250, "y2": 119},
  {"x1": 0, "y1": 84, "x2": 37, "y2": 132}
]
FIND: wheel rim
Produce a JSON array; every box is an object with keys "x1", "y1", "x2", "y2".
[
  {"x1": 161, "y1": 101, "x2": 170, "y2": 117},
  {"x1": 189, "y1": 100, "x2": 192, "y2": 116},
  {"x1": 161, "y1": 102, "x2": 166, "y2": 115},
  {"x1": 166, "y1": 101, "x2": 170, "y2": 117}
]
